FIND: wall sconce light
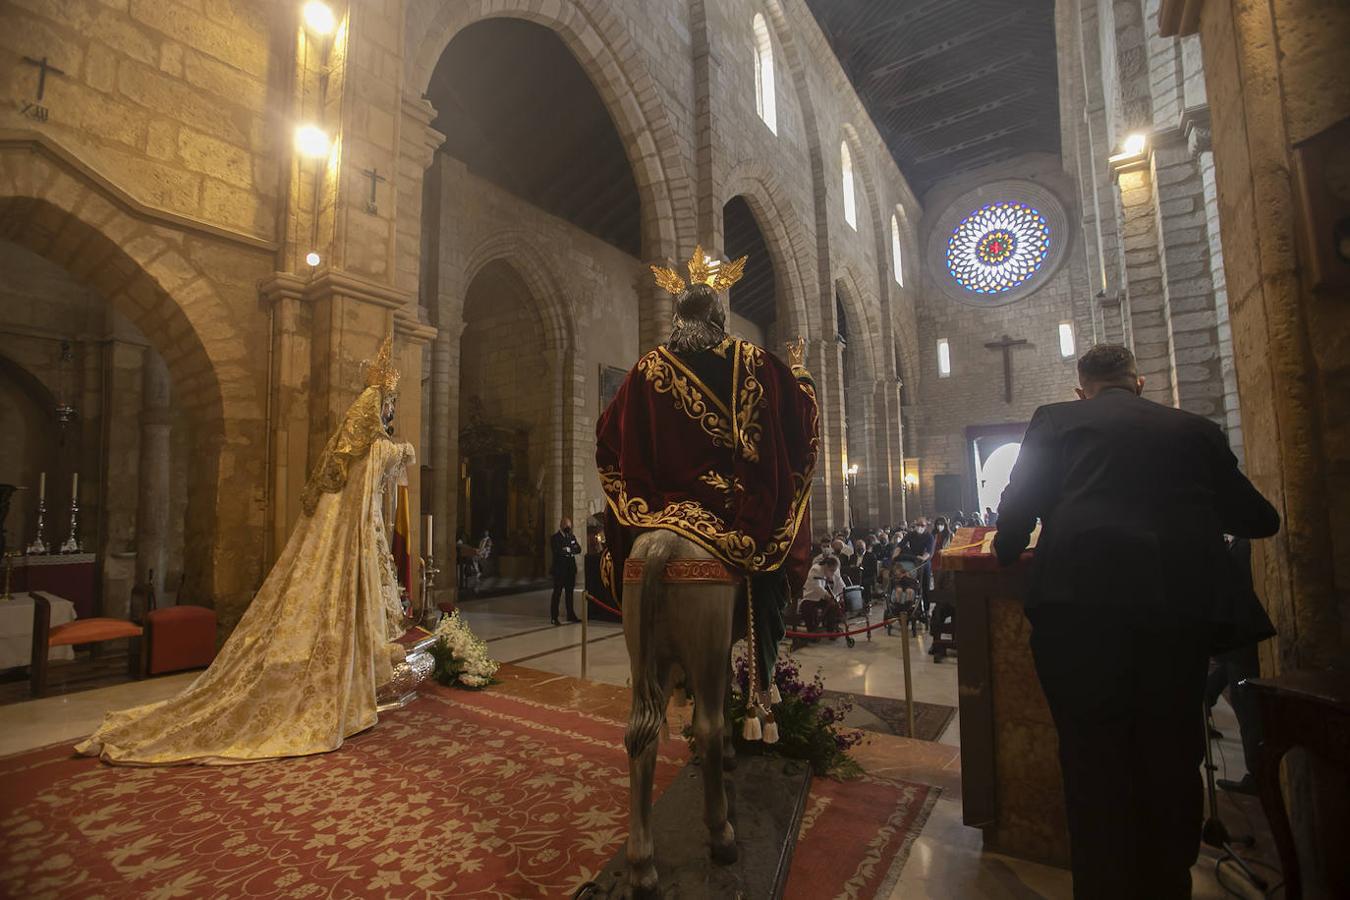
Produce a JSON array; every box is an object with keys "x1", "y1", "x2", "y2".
[
  {"x1": 903, "y1": 471, "x2": 918, "y2": 491},
  {"x1": 302, "y1": 1, "x2": 337, "y2": 36},
  {"x1": 294, "y1": 124, "x2": 331, "y2": 159},
  {"x1": 1121, "y1": 132, "x2": 1147, "y2": 156},
  {"x1": 305, "y1": 251, "x2": 322, "y2": 267}
]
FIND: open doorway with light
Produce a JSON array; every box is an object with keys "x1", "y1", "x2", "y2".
[{"x1": 965, "y1": 423, "x2": 1029, "y2": 518}]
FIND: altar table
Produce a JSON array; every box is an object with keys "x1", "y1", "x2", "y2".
[
  {"x1": 11, "y1": 554, "x2": 97, "y2": 619},
  {"x1": 0, "y1": 592, "x2": 76, "y2": 670},
  {"x1": 941, "y1": 527, "x2": 1070, "y2": 867}
]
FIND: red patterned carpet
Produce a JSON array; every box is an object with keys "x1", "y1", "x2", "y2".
[{"x1": 0, "y1": 684, "x2": 936, "y2": 898}]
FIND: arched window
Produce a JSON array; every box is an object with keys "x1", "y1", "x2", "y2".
[
  {"x1": 752, "y1": 14, "x2": 777, "y2": 134},
  {"x1": 841, "y1": 141, "x2": 857, "y2": 229},
  {"x1": 890, "y1": 214, "x2": 904, "y2": 286}
]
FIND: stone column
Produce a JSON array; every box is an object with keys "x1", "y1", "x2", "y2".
[
  {"x1": 428, "y1": 321, "x2": 460, "y2": 570},
  {"x1": 134, "y1": 351, "x2": 172, "y2": 601},
  {"x1": 1112, "y1": 152, "x2": 1178, "y2": 406}
]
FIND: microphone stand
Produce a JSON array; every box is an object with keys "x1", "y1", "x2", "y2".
[{"x1": 1202, "y1": 702, "x2": 1267, "y2": 891}]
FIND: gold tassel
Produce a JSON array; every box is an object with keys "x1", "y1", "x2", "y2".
[
  {"x1": 763, "y1": 714, "x2": 779, "y2": 745},
  {"x1": 743, "y1": 712, "x2": 763, "y2": 741},
  {"x1": 769, "y1": 683, "x2": 782, "y2": 705}
]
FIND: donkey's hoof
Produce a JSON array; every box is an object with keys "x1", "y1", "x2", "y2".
[
  {"x1": 628, "y1": 862, "x2": 659, "y2": 898},
  {"x1": 709, "y1": 823, "x2": 738, "y2": 865}
]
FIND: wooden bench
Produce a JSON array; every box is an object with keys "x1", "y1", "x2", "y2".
[{"x1": 29, "y1": 592, "x2": 144, "y2": 697}]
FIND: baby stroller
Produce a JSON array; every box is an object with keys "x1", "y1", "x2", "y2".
[{"x1": 885, "y1": 556, "x2": 929, "y2": 636}]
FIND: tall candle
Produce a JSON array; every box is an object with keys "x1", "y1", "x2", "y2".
[
  {"x1": 71, "y1": 472, "x2": 78, "y2": 498},
  {"x1": 424, "y1": 514, "x2": 433, "y2": 551},
  {"x1": 38, "y1": 471, "x2": 45, "y2": 502}
]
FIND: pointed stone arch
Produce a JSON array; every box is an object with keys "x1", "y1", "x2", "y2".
[
  {"x1": 405, "y1": 0, "x2": 695, "y2": 262},
  {"x1": 0, "y1": 147, "x2": 270, "y2": 627},
  {"x1": 722, "y1": 163, "x2": 816, "y2": 343}
]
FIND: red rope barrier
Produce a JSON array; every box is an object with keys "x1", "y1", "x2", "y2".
[{"x1": 588, "y1": 592, "x2": 914, "y2": 641}]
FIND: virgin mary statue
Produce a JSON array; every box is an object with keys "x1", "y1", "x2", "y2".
[{"x1": 78, "y1": 335, "x2": 416, "y2": 765}]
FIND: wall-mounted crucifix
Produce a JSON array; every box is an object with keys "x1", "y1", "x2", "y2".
[
  {"x1": 360, "y1": 167, "x2": 386, "y2": 215},
  {"x1": 984, "y1": 333, "x2": 1029, "y2": 403},
  {"x1": 19, "y1": 56, "x2": 65, "y2": 123},
  {"x1": 22, "y1": 56, "x2": 65, "y2": 101}
]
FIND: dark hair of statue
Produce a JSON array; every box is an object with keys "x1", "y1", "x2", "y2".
[{"x1": 666, "y1": 282, "x2": 728, "y2": 353}]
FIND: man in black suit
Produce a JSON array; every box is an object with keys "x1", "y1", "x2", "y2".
[
  {"x1": 994, "y1": 345, "x2": 1279, "y2": 900},
  {"x1": 549, "y1": 517, "x2": 583, "y2": 625}
]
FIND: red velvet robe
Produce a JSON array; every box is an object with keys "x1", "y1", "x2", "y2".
[{"x1": 597, "y1": 336, "x2": 819, "y2": 601}]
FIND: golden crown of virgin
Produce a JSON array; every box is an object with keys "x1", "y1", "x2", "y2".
[
  {"x1": 649, "y1": 244, "x2": 748, "y2": 296},
  {"x1": 365, "y1": 332, "x2": 401, "y2": 394}
]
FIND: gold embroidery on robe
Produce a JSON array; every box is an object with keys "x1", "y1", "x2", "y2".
[{"x1": 637, "y1": 350, "x2": 734, "y2": 448}]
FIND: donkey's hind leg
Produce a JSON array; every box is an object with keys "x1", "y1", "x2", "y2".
[
  {"x1": 688, "y1": 604, "x2": 737, "y2": 865},
  {"x1": 625, "y1": 654, "x2": 671, "y2": 897}
]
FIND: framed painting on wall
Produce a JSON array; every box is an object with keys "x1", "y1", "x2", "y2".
[{"x1": 599, "y1": 365, "x2": 627, "y2": 414}]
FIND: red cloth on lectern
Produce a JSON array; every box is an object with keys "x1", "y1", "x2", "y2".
[{"x1": 597, "y1": 337, "x2": 819, "y2": 602}]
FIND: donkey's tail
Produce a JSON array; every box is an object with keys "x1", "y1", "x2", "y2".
[{"x1": 624, "y1": 533, "x2": 676, "y2": 759}]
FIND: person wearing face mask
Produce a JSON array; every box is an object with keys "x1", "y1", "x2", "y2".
[
  {"x1": 928, "y1": 517, "x2": 957, "y2": 659},
  {"x1": 549, "y1": 517, "x2": 583, "y2": 625}
]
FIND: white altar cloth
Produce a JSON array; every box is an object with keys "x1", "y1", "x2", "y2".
[{"x1": 0, "y1": 593, "x2": 77, "y2": 669}]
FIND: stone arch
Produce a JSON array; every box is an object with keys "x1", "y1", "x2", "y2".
[
  {"x1": 833, "y1": 267, "x2": 881, "y2": 382},
  {"x1": 456, "y1": 234, "x2": 583, "y2": 553},
  {"x1": 722, "y1": 163, "x2": 816, "y2": 342},
  {"x1": 0, "y1": 151, "x2": 267, "y2": 625},
  {"x1": 406, "y1": 0, "x2": 694, "y2": 260}
]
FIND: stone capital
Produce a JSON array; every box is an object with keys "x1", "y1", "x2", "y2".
[
  {"x1": 1181, "y1": 105, "x2": 1212, "y2": 156},
  {"x1": 393, "y1": 306, "x2": 437, "y2": 346},
  {"x1": 1158, "y1": 0, "x2": 1205, "y2": 37},
  {"x1": 401, "y1": 96, "x2": 446, "y2": 172}
]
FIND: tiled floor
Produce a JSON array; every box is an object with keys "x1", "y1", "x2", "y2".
[{"x1": 0, "y1": 588, "x2": 1277, "y2": 898}]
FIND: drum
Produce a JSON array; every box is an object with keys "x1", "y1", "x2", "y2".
[{"x1": 843, "y1": 584, "x2": 865, "y2": 613}]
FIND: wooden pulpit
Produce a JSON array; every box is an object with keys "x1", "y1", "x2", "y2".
[{"x1": 941, "y1": 527, "x2": 1070, "y2": 867}]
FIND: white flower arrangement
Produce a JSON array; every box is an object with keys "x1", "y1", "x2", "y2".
[{"x1": 430, "y1": 610, "x2": 499, "y2": 688}]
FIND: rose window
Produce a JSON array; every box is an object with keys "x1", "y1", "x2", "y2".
[{"x1": 945, "y1": 202, "x2": 1051, "y2": 295}]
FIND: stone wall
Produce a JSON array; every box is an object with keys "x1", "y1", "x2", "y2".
[
  {"x1": 0, "y1": 241, "x2": 189, "y2": 615},
  {"x1": 2, "y1": 0, "x2": 927, "y2": 616},
  {"x1": 913, "y1": 155, "x2": 1088, "y2": 517}
]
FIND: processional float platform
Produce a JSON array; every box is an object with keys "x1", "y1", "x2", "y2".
[{"x1": 582, "y1": 754, "x2": 812, "y2": 899}]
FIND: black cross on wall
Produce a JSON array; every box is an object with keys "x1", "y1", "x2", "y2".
[
  {"x1": 985, "y1": 334, "x2": 1029, "y2": 403},
  {"x1": 22, "y1": 56, "x2": 66, "y2": 101}
]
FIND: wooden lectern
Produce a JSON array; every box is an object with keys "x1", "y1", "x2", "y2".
[{"x1": 941, "y1": 526, "x2": 1070, "y2": 867}]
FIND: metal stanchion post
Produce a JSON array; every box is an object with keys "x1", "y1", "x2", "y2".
[
  {"x1": 580, "y1": 588, "x2": 589, "y2": 681},
  {"x1": 900, "y1": 610, "x2": 915, "y2": 738}
]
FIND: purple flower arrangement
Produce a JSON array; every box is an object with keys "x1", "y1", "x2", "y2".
[{"x1": 722, "y1": 654, "x2": 865, "y2": 776}]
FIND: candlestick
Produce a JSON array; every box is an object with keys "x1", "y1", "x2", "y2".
[
  {"x1": 60, "y1": 487, "x2": 81, "y2": 554},
  {"x1": 38, "y1": 471, "x2": 45, "y2": 503},
  {"x1": 424, "y1": 514, "x2": 433, "y2": 550},
  {"x1": 71, "y1": 472, "x2": 78, "y2": 497},
  {"x1": 27, "y1": 494, "x2": 48, "y2": 555}
]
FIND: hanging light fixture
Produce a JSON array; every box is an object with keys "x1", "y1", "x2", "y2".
[
  {"x1": 54, "y1": 341, "x2": 76, "y2": 428},
  {"x1": 302, "y1": 1, "x2": 337, "y2": 36},
  {"x1": 294, "y1": 124, "x2": 331, "y2": 159}
]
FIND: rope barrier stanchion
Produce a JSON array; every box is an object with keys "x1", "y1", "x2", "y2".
[
  {"x1": 580, "y1": 582, "x2": 589, "y2": 682},
  {"x1": 899, "y1": 610, "x2": 915, "y2": 738}
]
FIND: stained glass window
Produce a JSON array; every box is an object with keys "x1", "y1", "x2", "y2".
[{"x1": 945, "y1": 201, "x2": 1051, "y2": 295}]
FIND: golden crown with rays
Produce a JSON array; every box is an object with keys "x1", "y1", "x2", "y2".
[
  {"x1": 365, "y1": 332, "x2": 401, "y2": 395},
  {"x1": 650, "y1": 244, "x2": 748, "y2": 296}
]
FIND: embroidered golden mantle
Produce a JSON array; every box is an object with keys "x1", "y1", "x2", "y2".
[{"x1": 597, "y1": 338, "x2": 819, "y2": 600}]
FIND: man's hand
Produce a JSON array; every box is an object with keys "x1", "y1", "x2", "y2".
[{"x1": 786, "y1": 337, "x2": 806, "y2": 368}]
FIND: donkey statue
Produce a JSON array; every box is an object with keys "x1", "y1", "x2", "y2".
[{"x1": 621, "y1": 529, "x2": 745, "y2": 895}]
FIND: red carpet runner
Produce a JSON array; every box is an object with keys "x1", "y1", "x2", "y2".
[{"x1": 0, "y1": 685, "x2": 935, "y2": 898}]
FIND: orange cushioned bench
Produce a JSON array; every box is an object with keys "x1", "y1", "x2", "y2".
[
  {"x1": 145, "y1": 605, "x2": 218, "y2": 675},
  {"x1": 30, "y1": 592, "x2": 143, "y2": 697}
]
